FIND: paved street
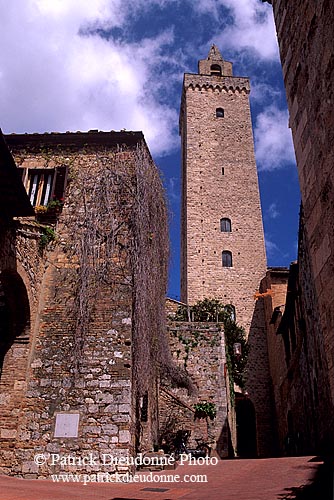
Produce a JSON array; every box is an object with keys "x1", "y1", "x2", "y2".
[{"x1": 0, "y1": 456, "x2": 332, "y2": 500}]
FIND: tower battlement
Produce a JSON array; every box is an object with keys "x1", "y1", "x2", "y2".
[{"x1": 184, "y1": 75, "x2": 250, "y2": 93}]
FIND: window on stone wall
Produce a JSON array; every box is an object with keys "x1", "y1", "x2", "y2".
[
  {"x1": 216, "y1": 107, "x2": 224, "y2": 118},
  {"x1": 26, "y1": 169, "x2": 54, "y2": 206},
  {"x1": 222, "y1": 167, "x2": 225, "y2": 176},
  {"x1": 210, "y1": 64, "x2": 222, "y2": 76},
  {"x1": 19, "y1": 166, "x2": 68, "y2": 207},
  {"x1": 220, "y1": 218, "x2": 232, "y2": 232},
  {"x1": 222, "y1": 250, "x2": 232, "y2": 267}
]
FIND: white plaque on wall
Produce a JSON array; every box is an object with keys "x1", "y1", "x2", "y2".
[{"x1": 54, "y1": 413, "x2": 80, "y2": 438}]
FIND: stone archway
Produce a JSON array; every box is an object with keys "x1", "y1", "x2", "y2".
[
  {"x1": 235, "y1": 394, "x2": 257, "y2": 458},
  {"x1": 0, "y1": 270, "x2": 30, "y2": 442}
]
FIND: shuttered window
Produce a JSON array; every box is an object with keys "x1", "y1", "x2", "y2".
[{"x1": 19, "y1": 165, "x2": 68, "y2": 207}]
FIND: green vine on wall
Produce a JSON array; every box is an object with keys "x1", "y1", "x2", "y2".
[
  {"x1": 173, "y1": 298, "x2": 235, "y2": 323},
  {"x1": 194, "y1": 401, "x2": 217, "y2": 420},
  {"x1": 171, "y1": 328, "x2": 220, "y2": 368},
  {"x1": 173, "y1": 298, "x2": 249, "y2": 403},
  {"x1": 39, "y1": 226, "x2": 57, "y2": 250},
  {"x1": 224, "y1": 319, "x2": 249, "y2": 390}
]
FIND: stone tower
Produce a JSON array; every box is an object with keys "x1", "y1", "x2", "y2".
[{"x1": 180, "y1": 45, "x2": 267, "y2": 332}]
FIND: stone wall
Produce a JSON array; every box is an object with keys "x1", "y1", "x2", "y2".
[
  {"x1": 262, "y1": 256, "x2": 334, "y2": 454},
  {"x1": 159, "y1": 321, "x2": 229, "y2": 457},
  {"x1": 297, "y1": 215, "x2": 334, "y2": 452},
  {"x1": 0, "y1": 217, "x2": 46, "y2": 464},
  {"x1": 180, "y1": 47, "x2": 267, "y2": 335},
  {"x1": 0, "y1": 131, "x2": 167, "y2": 478},
  {"x1": 271, "y1": 0, "x2": 334, "y2": 410},
  {"x1": 260, "y1": 267, "x2": 289, "y2": 453},
  {"x1": 178, "y1": 47, "x2": 277, "y2": 457},
  {"x1": 245, "y1": 293, "x2": 278, "y2": 457}
]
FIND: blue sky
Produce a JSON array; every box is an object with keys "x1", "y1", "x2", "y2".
[{"x1": 0, "y1": 0, "x2": 300, "y2": 299}]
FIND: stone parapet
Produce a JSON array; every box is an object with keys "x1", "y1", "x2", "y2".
[{"x1": 183, "y1": 74, "x2": 250, "y2": 93}]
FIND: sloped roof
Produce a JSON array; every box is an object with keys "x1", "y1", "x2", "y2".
[{"x1": 5, "y1": 130, "x2": 145, "y2": 148}]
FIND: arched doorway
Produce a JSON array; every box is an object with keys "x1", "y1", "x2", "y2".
[
  {"x1": 0, "y1": 268, "x2": 31, "y2": 446},
  {"x1": 235, "y1": 394, "x2": 257, "y2": 458},
  {"x1": 0, "y1": 270, "x2": 30, "y2": 378}
]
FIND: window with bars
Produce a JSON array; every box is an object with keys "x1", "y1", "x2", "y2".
[
  {"x1": 19, "y1": 165, "x2": 68, "y2": 207},
  {"x1": 26, "y1": 169, "x2": 54, "y2": 206}
]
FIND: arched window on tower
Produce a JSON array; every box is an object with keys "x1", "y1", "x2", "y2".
[
  {"x1": 222, "y1": 250, "x2": 233, "y2": 267},
  {"x1": 216, "y1": 107, "x2": 224, "y2": 118},
  {"x1": 220, "y1": 218, "x2": 231, "y2": 232},
  {"x1": 210, "y1": 64, "x2": 222, "y2": 76}
]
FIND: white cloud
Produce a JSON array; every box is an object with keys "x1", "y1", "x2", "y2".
[
  {"x1": 0, "y1": 0, "x2": 290, "y2": 162},
  {"x1": 265, "y1": 238, "x2": 280, "y2": 257},
  {"x1": 250, "y1": 81, "x2": 282, "y2": 103},
  {"x1": 254, "y1": 105, "x2": 296, "y2": 171},
  {"x1": 167, "y1": 176, "x2": 180, "y2": 202},
  {"x1": 0, "y1": 0, "x2": 180, "y2": 156},
  {"x1": 266, "y1": 202, "x2": 280, "y2": 219},
  {"x1": 193, "y1": 0, "x2": 279, "y2": 61},
  {"x1": 194, "y1": 0, "x2": 221, "y2": 18}
]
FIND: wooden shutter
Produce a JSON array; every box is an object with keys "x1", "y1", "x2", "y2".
[{"x1": 51, "y1": 165, "x2": 68, "y2": 201}]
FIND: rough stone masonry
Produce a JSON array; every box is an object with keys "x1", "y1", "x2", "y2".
[{"x1": 0, "y1": 130, "x2": 169, "y2": 478}]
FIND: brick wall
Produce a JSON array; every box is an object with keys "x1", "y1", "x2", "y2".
[{"x1": 0, "y1": 218, "x2": 45, "y2": 470}]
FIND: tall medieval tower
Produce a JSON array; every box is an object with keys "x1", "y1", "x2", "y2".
[{"x1": 180, "y1": 46, "x2": 267, "y2": 332}]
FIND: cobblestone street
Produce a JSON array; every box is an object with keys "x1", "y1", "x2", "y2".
[{"x1": 0, "y1": 456, "x2": 332, "y2": 500}]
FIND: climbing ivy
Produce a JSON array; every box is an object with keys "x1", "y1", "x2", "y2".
[
  {"x1": 194, "y1": 401, "x2": 217, "y2": 420},
  {"x1": 171, "y1": 327, "x2": 220, "y2": 368},
  {"x1": 224, "y1": 319, "x2": 249, "y2": 390},
  {"x1": 39, "y1": 226, "x2": 56, "y2": 250},
  {"x1": 173, "y1": 298, "x2": 249, "y2": 401},
  {"x1": 173, "y1": 298, "x2": 235, "y2": 323}
]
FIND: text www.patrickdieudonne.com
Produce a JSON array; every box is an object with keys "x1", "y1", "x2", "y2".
[{"x1": 51, "y1": 471, "x2": 208, "y2": 485}]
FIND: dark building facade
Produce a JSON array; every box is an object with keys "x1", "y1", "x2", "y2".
[{"x1": 266, "y1": 0, "x2": 334, "y2": 453}]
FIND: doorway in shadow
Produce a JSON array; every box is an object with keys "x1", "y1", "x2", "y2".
[
  {"x1": 0, "y1": 270, "x2": 30, "y2": 380},
  {"x1": 236, "y1": 394, "x2": 257, "y2": 458}
]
